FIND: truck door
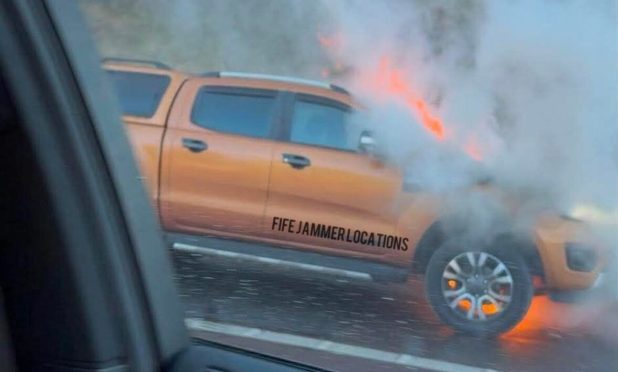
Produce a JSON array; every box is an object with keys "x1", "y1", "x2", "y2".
[
  {"x1": 160, "y1": 80, "x2": 282, "y2": 237},
  {"x1": 264, "y1": 94, "x2": 404, "y2": 256}
]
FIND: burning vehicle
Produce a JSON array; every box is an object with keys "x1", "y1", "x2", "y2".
[{"x1": 104, "y1": 57, "x2": 609, "y2": 336}]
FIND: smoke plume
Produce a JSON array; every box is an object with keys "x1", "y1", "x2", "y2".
[{"x1": 79, "y1": 0, "x2": 618, "y2": 240}]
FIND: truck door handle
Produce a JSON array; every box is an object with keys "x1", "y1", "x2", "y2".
[
  {"x1": 182, "y1": 138, "x2": 207, "y2": 153},
  {"x1": 282, "y1": 153, "x2": 311, "y2": 169}
]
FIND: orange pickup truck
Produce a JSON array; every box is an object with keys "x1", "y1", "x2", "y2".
[{"x1": 104, "y1": 58, "x2": 606, "y2": 336}]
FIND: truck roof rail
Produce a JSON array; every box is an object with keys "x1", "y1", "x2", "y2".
[
  {"x1": 102, "y1": 57, "x2": 171, "y2": 70},
  {"x1": 201, "y1": 71, "x2": 350, "y2": 95}
]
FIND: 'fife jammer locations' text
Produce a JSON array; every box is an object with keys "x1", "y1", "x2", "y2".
[{"x1": 271, "y1": 216, "x2": 409, "y2": 251}]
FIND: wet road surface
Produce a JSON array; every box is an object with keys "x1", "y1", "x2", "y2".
[{"x1": 171, "y1": 240, "x2": 618, "y2": 371}]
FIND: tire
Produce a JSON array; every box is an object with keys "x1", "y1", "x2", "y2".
[{"x1": 425, "y1": 240, "x2": 533, "y2": 336}]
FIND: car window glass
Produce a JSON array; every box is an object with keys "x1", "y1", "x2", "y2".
[
  {"x1": 106, "y1": 70, "x2": 170, "y2": 118},
  {"x1": 290, "y1": 99, "x2": 356, "y2": 151},
  {"x1": 191, "y1": 88, "x2": 275, "y2": 138}
]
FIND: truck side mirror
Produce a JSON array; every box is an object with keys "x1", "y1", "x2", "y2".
[{"x1": 358, "y1": 130, "x2": 377, "y2": 154}]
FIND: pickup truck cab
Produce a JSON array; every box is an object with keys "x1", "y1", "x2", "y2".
[{"x1": 104, "y1": 58, "x2": 606, "y2": 336}]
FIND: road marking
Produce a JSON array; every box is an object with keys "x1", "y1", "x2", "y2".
[
  {"x1": 186, "y1": 318, "x2": 497, "y2": 372},
  {"x1": 172, "y1": 242, "x2": 372, "y2": 280}
]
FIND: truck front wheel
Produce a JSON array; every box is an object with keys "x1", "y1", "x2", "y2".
[{"x1": 425, "y1": 241, "x2": 533, "y2": 336}]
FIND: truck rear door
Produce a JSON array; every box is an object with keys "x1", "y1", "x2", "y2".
[{"x1": 160, "y1": 78, "x2": 283, "y2": 237}]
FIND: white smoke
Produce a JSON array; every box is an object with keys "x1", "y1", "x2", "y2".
[
  {"x1": 80, "y1": 0, "x2": 618, "y2": 224},
  {"x1": 79, "y1": 0, "x2": 331, "y2": 76},
  {"x1": 320, "y1": 0, "x2": 618, "y2": 218}
]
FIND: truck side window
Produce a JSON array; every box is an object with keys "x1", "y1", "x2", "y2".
[
  {"x1": 290, "y1": 98, "x2": 356, "y2": 152},
  {"x1": 106, "y1": 70, "x2": 170, "y2": 118},
  {"x1": 191, "y1": 88, "x2": 276, "y2": 139}
]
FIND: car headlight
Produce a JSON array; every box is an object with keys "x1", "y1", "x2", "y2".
[{"x1": 563, "y1": 204, "x2": 618, "y2": 225}]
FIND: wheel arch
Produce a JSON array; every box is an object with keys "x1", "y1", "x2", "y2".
[
  {"x1": 411, "y1": 221, "x2": 445, "y2": 274},
  {"x1": 412, "y1": 220, "x2": 544, "y2": 279}
]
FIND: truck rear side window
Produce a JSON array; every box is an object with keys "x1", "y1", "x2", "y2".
[
  {"x1": 191, "y1": 88, "x2": 276, "y2": 138},
  {"x1": 106, "y1": 70, "x2": 170, "y2": 118}
]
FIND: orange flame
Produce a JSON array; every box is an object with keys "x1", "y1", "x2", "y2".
[
  {"x1": 370, "y1": 57, "x2": 446, "y2": 140},
  {"x1": 464, "y1": 137, "x2": 483, "y2": 161},
  {"x1": 316, "y1": 32, "x2": 484, "y2": 161},
  {"x1": 317, "y1": 32, "x2": 346, "y2": 79},
  {"x1": 317, "y1": 32, "x2": 343, "y2": 51}
]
